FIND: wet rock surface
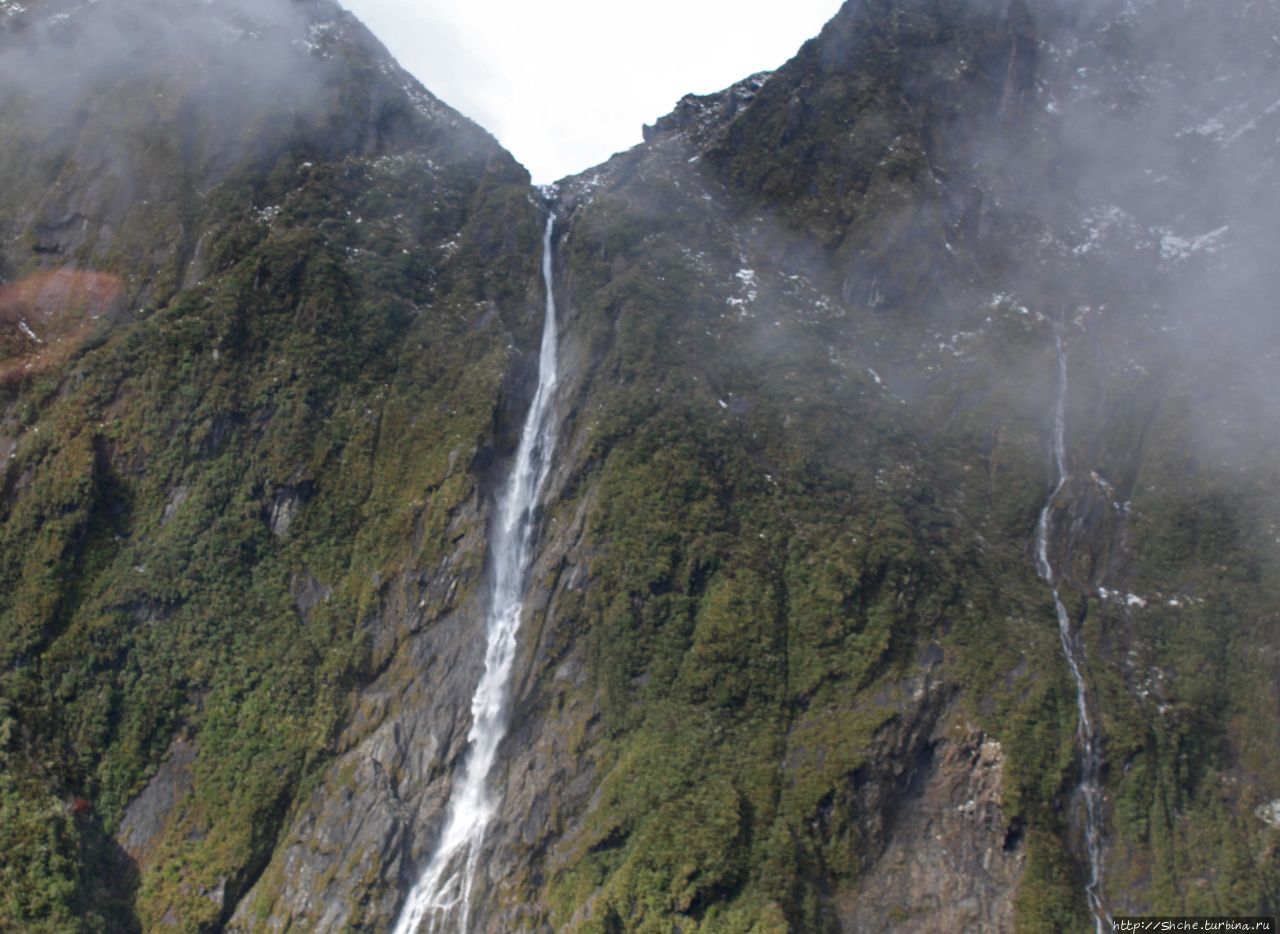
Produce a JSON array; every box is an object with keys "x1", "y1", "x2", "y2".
[
  {"x1": 843, "y1": 723, "x2": 1024, "y2": 932},
  {"x1": 116, "y1": 736, "x2": 198, "y2": 869}
]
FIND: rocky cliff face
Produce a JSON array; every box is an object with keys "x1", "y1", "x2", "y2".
[{"x1": 1, "y1": 0, "x2": 1277, "y2": 931}]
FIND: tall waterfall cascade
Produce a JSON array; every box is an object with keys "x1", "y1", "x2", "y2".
[
  {"x1": 1032, "y1": 326, "x2": 1109, "y2": 934},
  {"x1": 392, "y1": 213, "x2": 562, "y2": 934}
]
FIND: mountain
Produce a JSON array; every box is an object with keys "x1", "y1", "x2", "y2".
[{"x1": 1, "y1": 0, "x2": 1277, "y2": 931}]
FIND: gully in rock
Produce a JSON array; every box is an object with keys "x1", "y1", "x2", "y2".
[
  {"x1": 1033, "y1": 324, "x2": 1109, "y2": 934},
  {"x1": 392, "y1": 212, "x2": 562, "y2": 934}
]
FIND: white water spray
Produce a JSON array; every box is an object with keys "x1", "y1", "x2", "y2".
[
  {"x1": 1032, "y1": 326, "x2": 1109, "y2": 934},
  {"x1": 393, "y1": 213, "x2": 561, "y2": 934}
]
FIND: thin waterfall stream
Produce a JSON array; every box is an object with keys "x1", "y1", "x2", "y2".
[
  {"x1": 392, "y1": 212, "x2": 561, "y2": 934},
  {"x1": 1032, "y1": 325, "x2": 1108, "y2": 934}
]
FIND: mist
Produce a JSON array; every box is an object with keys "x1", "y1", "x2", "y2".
[
  {"x1": 994, "y1": 0, "x2": 1280, "y2": 481},
  {"x1": 0, "y1": 0, "x2": 340, "y2": 119},
  {"x1": 0, "y1": 0, "x2": 405, "y2": 255}
]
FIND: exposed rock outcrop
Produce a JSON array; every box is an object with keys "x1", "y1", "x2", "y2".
[
  {"x1": 843, "y1": 724, "x2": 1024, "y2": 932},
  {"x1": 116, "y1": 735, "x2": 198, "y2": 870}
]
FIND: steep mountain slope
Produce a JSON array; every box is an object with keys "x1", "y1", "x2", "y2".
[
  {"x1": 512, "y1": 1, "x2": 1277, "y2": 928},
  {"x1": 247, "y1": 1, "x2": 1279, "y2": 931},
  {"x1": 0, "y1": 0, "x2": 542, "y2": 929},
  {"x1": 1, "y1": 0, "x2": 1277, "y2": 932}
]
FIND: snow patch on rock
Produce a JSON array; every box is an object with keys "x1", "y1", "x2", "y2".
[
  {"x1": 1157, "y1": 225, "x2": 1230, "y2": 264},
  {"x1": 1256, "y1": 800, "x2": 1280, "y2": 830}
]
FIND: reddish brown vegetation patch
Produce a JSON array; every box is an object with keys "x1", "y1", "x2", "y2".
[{"x1": 0, "y1": 268, "x2": 122, "y2": 385}]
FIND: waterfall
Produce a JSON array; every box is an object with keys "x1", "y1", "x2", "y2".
[
  {"x1": 392, "y1": 213, "x2": 561, "y2": 934},
  {"x1": 1032, "y1": 326, "x2": 1109, "y2": 934}
]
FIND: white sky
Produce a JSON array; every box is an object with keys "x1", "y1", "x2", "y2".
[{"x1": 339, "y1": 0, "x2": 845, "y2": 184}]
